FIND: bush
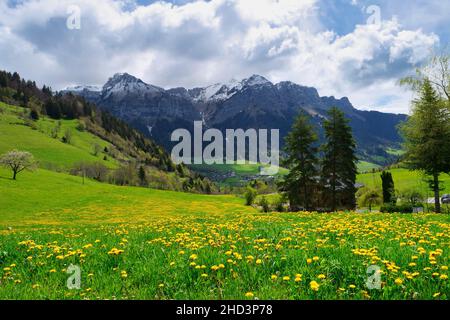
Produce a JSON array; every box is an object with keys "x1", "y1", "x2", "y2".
[
  {"x1": 244, "y1": 187, "x2": 258, "y2": 206},
  {"x1": 30, "y1": 109, "x2": 39, "y2": 120},
  {"x1": 380, "y1": 203, "x2": 414, "y2": 214},
  {"x1": 259, "y1": 196, "x2": 270, "y2": 213},
  {"x1": 76, "y1": 122, "x2": 86, "y2": 132},
  {"x1": 274, "y1": 198, "x2": 285, "y2": 212}
]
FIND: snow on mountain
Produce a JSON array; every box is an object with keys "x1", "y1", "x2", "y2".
[
  {"x1": 190, "y1": 74, "x2": 271, "y2": 103},
  {"x1": 102, "y1": 73, "x2": 164, "y2": 99},
  {"x1": 64, "y1": 85, "x2": 102, "y2": 92}
]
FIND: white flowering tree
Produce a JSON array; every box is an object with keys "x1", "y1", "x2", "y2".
[{"x1": 0, "y1": 150, "x2": 37, "y2": 180}]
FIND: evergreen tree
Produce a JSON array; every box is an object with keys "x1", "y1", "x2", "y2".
[
  {"x1": 138, "y1": 166, "x2": 147, "y2": 186},
  {"x1": 320, "y1": 107, "x2": 358, "y2": 211},
  {"x1": 380, "y1": 171, "x2": 395, "y2": 204},
  {"x1": 400, "y1": 79, "x2": 450, "y2": 213},
  {"x1": 280, "y1": 113, "x2": 319, "y2": 211}
]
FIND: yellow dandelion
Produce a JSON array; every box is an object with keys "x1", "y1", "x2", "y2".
[{"x1": 310, "y1": 281, "x2": 320, "y2": 291}]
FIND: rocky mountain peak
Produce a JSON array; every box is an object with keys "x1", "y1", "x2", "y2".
[
  {"x1": 242, "y1": 74, "x2": 272, "y2": 87},
  {"x1": 102, "y1": 73, "x2": 164, "y2": 99}
]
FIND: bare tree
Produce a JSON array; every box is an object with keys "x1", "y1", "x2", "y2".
[
  {"x1": 400, "y1": 51, "x2": 450, "y2": 101},
  {"x1": 0, "y1": 150, "x2": 37, "y2": 180}
]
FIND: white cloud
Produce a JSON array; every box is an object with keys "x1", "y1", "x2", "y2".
[{"x1": 0, "y1": 0, "x2": 442, "y2": 114}]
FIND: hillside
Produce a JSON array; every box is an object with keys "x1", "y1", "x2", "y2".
[
  {"x1": 357, "y1": 168, "x2": 450, "y2": 195},
  {"x1": 0, "y1": 102, "x2": 119, "y2": 170},
  {"x1": 0, "y1": 70, "x2": 215, "y2": 193}
]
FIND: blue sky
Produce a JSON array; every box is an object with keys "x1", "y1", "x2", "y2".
[{"x1": 0, "y1": 0, "x2": 448, "y2": 114}]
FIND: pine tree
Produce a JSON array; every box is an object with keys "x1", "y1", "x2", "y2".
[
  {"x1": 380, "y1": 171, "x2": 395, "y2": 204},
  {"x1": 321, "y1": 107, "x2": 358, "y2": 211},
  {"x1": 400, "y1": 79, "x2": 450, "y2": 213},
  {"x1": 138, "y1": 166, "x2": 147, "y2": 186},
  {"x1": 280, "y1": 113, "x2": 319, "y2": 211}
]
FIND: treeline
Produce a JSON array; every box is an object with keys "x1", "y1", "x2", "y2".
[
  {"x1": 278, "y1": 107, "x2": 358, "y2": 212},
  {"x1": 69, "y1": 161, "x2": 214, "y2": 194},
  {"x1": 0, "y1": 70, "x2": 216, "y2": 194}
]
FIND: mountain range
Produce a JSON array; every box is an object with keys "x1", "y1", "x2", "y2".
[{"x1": 64, "y1": 73, "x2": 408, "y2": 166}]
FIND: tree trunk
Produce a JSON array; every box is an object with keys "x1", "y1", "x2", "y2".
[
  {"x1": 433, "y1": 172, "x2": 441, "y2": 213},
  {"x1": 12, "y1": 170, "x2": 17, "y2": 180}
]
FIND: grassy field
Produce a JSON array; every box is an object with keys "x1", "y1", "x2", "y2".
[
  {"x1": 357, "y1": 161, "x2": 381, "y2": 173},
  {"x1": 0, "y1": 102, "x2": 118, "y2": 170},
  {"x1": 190, "y1": 163, "x2": 289, "y2": 186},
  {"x1": 0, "y1": 167, "x2": 449, "y2": 300},
  {"x1": 1, "y1": 102, "x2": 449, "y2": 300},
  {"x1": 0, "y1": 176, "x2": 448, "y2": 299},
  {"x1": 357, "y1": 168, "x2": 450, "y2": 195}
]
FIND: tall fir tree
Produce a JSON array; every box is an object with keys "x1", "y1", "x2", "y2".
[
  {"x1": 380, "y1": 171, "x2": 395, "y2": 204},
  {"x1": 320, "y1": 107, "x2": 358, "y2": 211},
  {"x1": 280, "y1": 113, "x2": 319, "y2": 211},
  {"x1": 138, "y1": 165, "x2": 147, "y2": 186},
  {"x1": 400, "y1": 79, "x2": 450, "y2": 213}
]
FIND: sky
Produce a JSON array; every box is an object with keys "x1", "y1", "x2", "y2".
[{"x1": 0, "y1": 0, "x2": 448, "y2": 114}]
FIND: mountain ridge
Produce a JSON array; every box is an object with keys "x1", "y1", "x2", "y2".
[{"x1": 63, "y1": 73, "x2": 407, "y2": 166}]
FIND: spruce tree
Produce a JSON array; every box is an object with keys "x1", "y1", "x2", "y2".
[
  {"x1": 321, "y1": 107, "x2": 358, "y2": 211},
  {"x1": 380, "y1": 171, "x2": 395, "y2": 204},
  {"x1": 400, "y1": 79, "x2": 450, "y2": 213},
  {"x1": 138, "y1": 166, "x2": 147, "y2": 186},
  {"x1": 280, "y1": 113, "x2": 319, "y2": 211}
]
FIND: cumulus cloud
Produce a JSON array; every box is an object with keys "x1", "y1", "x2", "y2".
[{"x1": 0, "y1": 0, "x2": 443, "y2": 113}]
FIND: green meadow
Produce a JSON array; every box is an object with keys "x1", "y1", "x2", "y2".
[{"x1": 0, "y1": 102, "x2": 449, "y2": 300}]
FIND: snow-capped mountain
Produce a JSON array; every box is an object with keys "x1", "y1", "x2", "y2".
[
  {"x1": 63, "y1": 73, "x2": 407, "y2": 165},
  {"x1": 101, "y1": 73, "x2": 164, "y2": 100},
  {"x1": 189, "y1": 75, "x2": 271, "y2": 103}
]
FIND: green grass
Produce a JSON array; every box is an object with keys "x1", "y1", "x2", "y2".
[
  {"x1": 0, "y1": 102, "x2": 117, "y2": 169},
  {"x1": 0, "y1": 102, "x2": 449, "y2": 300},
  {"x1": 386, "y1": 148, "x2": 405, "y2": 156},
  {"x1": 0, "y1": 167, "x2": 252, "y2": 228},
  {"x1": 357, "y1": 161, "x2": 381, "y2": 173},
  {"x1": 191, "y1": 162, "x2": 288, "y2": 186},
  {"x1": 357, "y1": 168, "x2": 450, "y2": 195},
  {"x1": 0, "y1": 190, "x2": 448, "y2": 299}
]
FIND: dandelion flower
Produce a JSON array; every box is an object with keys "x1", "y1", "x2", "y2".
[{"x1": 310, "y1": 281, "x2": 320, "y2": 291}]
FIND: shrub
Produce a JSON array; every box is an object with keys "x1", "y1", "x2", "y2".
[
  {"x1": 259, "y1": 196, "x2": 270, "y2": 213},
  {"x1": 244, "y1": 187, "x2": 258, "y2": 206},
  {"x1": 380, "y1": 203, "x2": 414, "y2": 214}
]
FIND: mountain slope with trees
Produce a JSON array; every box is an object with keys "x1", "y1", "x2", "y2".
[{"x1": 0, "y1": 71, "x2": 215, "y2": 193}]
